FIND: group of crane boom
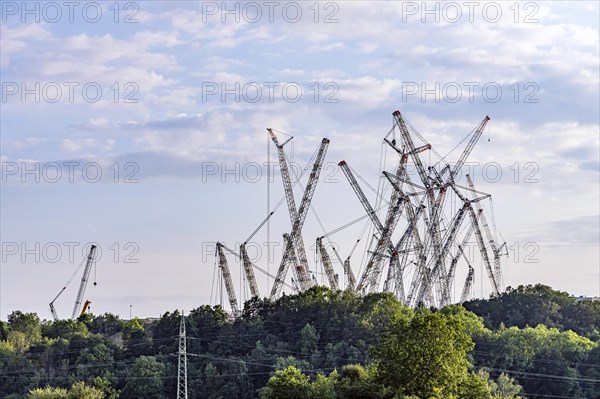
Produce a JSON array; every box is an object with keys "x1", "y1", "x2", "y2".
[{"x1": 214, "y1": 110, "x2": 506, "y2": 313}]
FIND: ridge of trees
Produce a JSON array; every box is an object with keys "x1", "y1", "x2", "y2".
[{"x1": 0, "y1": 284, "x2": 597, "y2": 398}]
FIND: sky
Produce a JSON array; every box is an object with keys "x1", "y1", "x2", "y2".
[{"x1": 1, "y1": 1, "x2": 599, "y2": 320}]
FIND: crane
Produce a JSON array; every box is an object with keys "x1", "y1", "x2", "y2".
[
  {"x1": 467, "y1": 206, "x2": 500, "y2": 295},
  {"x1": 268, "y1": 129, "x2": 311, "y2": 290},
  {"x1": 239, "y1": 211, "x2": 274, "y2": 299},
  {"x1": 218, "y1": 242, "x2": 294, "y2": 296},
  {"x1": 216, "y1": 242, "x2": 238, "y2": 315},
  {"x1": 70, "y1": 245, "x2": 97, "y2": 319},
  {"x1": 80, "y1": 300, "x2": 92, "y2": 317},
  {"x1": 50, "y1": 245, "x2": 96, "y2": 321},
  {"x1": 460, "y1": 266, "x2": 475, "y2": 303},
  {"x1": 268, "y1": 131, "x2": 330, "y2": 296},
  {"x1": 418, "y1": 202, "x2": 469, "y2": 306},
  {"x1": 448, "y1": 116, "x2": 490, "y2": 181},
  {"x1": 316, "y1": 238, "x2": 340, "y2": 291},
  {"x1": 240, "y1": 244, "x2": 260, "y2": 298},
  {"x1": 466, "y1": 174, "x2": 503, "y2": 289},
  {"x1": 338, "y1": 160, "x2": 401, "y2": 293},
  {"x1": 270, "y1": 234, "x2": 300, "y2": 299}
]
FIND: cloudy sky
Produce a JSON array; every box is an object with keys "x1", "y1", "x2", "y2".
[{"x1": 1, "y1": 1, "x2": 598, "y2": 320}]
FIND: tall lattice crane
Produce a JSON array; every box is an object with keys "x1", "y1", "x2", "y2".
[
  {"x1": 466, "y1": 174, "x2": 504, "y2": 289},
  {"x1": 71, "y1": 245, "x2": 97, "y2": 319},
  {"x1": 50, "y1": 245, "x2": 97, "y2": 321},
  {"x1": 316, "y1": 238, "x2": 340, "y2": 291},
  {"x1": 216, "y1": 242, "x2": 238, "y2": 315},
  {"x1": 268, "y1": 132, "x2": 330, "y2": 297}
]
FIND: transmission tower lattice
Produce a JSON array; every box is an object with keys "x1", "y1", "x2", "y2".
[{"x1": 177, "y1": 311, "x2": 188, "y2": 399}]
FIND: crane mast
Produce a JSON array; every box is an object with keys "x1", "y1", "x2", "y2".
[
  {"x1": 216, "y1": 242, "x2": 238, "y2": 315},
  {"x1": 71, "y1": 245, "x2": 97, "y2": 319}
]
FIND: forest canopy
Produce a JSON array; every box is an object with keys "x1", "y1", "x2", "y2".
[{"x1": 1, "y1": 284, "x2": 598, "y2": 398}]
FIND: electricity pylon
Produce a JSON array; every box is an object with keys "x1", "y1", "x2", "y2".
[{"x1": 177, "y1": 311, "x2": 188, "y2": 399}]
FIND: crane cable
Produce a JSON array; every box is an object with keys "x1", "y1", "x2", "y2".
[{"x1": 52, "y1": 256, "x2": 88, "y2": 303}]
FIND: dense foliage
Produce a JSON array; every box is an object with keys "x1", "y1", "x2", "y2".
[{"x1": 0, "y1": 285, "x2": 598, "y2": 398}]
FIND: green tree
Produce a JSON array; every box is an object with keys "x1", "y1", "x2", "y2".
[
  {"x1": 311, "y1": 370, "x2": 337, "y2": 399},
  {"x1": 372, "y1": 308, "x2": 475, "y2": 398},
  {"x1": 28, "y1": 381, "x2": 103, "y2": 399},
  {"x1": 335, "y1": 364, "x2": 393, "y2": 399},
  {"x1": 0, "y1": 320, "x2": 9, "y2": 340},
  {"x1": 122, "y1": 318, "x2": 150, "y2": 357},
  {"x1": 27, "y1": 386, "x2": 68, "y2": 399},
  {"x1": 42, "y1": 319, "x2": 88, "y2": 340},
  {"x1": 259, "y1": 366, "x2": 312, "y2": 399},
  {"x1": 67, "y1": 381, "x2": 104, "y2": 399},
  {"x1": 457, "y1": 373, "x2": 492, "y2": 399},
  {"x1": 120, "y1": 356, "x2": 166, "y2": 399},
  {"x1": 7, "y1": 311, "x2": 41, "y2": 352}
]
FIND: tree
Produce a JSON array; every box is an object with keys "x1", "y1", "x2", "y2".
[
  {"x1": 311, "y1": 370, "x2": 337, "y2": 399},
  {"x1": 27, "y1": 386, "x2": 68, "y2": 399},
  {"x1": 120, "y1": 356, "x2": 166, "y2": 399},
  {"x1": 0, "y1": 320, "x2": 9, "y2": 340},
  {"x1": 28, "y1": 382, "x2": 103, "y2": 399},
  {"x1": 372, "y1": 308, "x2": 475, "y2": 398},
  {"x1": 335, "y1": 364, "x2": 393, "y2": 399},
  {"x1": 259, "y1": 366, "x2": 312, "y2": 399},
  {"x1": 457, "y1": 373, "x2": 492, "y2": 399},
  {"x1": 122, "y1": 318, "x2": 150, "y2": 357},
  {"x1": 42, "y1": 319, "x2": 88, "y2": 339},
  {"x1": 7, "y1": 311, "x2": 41, "y2": 352},
  {"x1": 67, "y1": 381, "x2": 104, "y2": 399}
]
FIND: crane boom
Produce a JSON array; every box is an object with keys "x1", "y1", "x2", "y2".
[
  {"x1": 291, "y1": 137, "x2": 330, "y2": 289},
  {"x1": 71, "y1": 245, "x2": 97, "y2": 319},
  {"x1": 424, "y1": 202, "x2": 469, "y2": 306},
  {"x1": 270, "y1": 234, "x2": 296, "y2": 299},
  {"x1": 338, "y1": 160, "x2": 399, "y2": 293},
  {"x1": 365, "y1": 194, "x2": 405, "y2": 293},
  {"x1": 392, "y1": 111, "x2": 432, "y2": 191},
  {"x1": 338, "y1": 161, "x2": 386, "y2": 234},
  {"x1": 460, "y1": 266, "x2": 475, "y2": 303},
  {"x1": 467, "y1": 206, "x2": 499, "y2": 295},
  {"x1": 220, "y1": 243, "x2": 293, "y2": 291},
  {"x1": 268, "y1": 130, "x2": 329, "y2": 291},
  {"x1": 450, "y1": 116, "x2": 490, "y2": 180},
  {"x1": 216, "y1": 242, "x2": 238, "y2": 314},
  {"x1": 316, "y1": 238, "x2": 340, "y2": 291},
  {"x1": 466, "y1": 174, "x2": 502, "y2": 289},
  {"x1": 342, "y1": 258, "x2": 356, "y2": 291},
  {"x1": 49, "y1": 287, "x2": 66, "y2": 321},
  {"x1": 240, "y1": 244, "x2": 260, "y2": 298},
  {"x1": 268, "y1": 129, "x2": 311, "y2": 290}
]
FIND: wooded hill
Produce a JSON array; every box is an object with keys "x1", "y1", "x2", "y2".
[{"x1": 1, "y1": 284, "x2": 599, "y2": 398}]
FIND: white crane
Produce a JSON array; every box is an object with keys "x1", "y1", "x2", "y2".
[
  {"x1": 268, "y1": 131, "x2": 330, "y2": 298},
  {"x1": 49, "y1": 244, "x2": 97, "y2": 321}
]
